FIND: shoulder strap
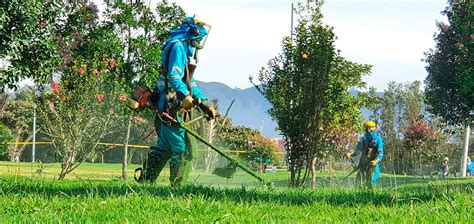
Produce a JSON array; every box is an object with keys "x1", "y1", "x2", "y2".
[
  {"x1": 163, "y1": 42, "x2": 177, "y2": 92},
  {"x1": 184, "y1": 63, "x2": 192, "y2": 96}
]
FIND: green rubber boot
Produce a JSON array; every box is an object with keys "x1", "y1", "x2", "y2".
[
  {"x1": 169, "y1": 154, "x2": 187, "y2": 187},
  {"x1": 136, "y1": 148, "x2": 170, "y2": 183}
]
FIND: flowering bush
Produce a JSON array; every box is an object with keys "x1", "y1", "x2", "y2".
[
  {"x1": 34, "y1": 3, "x2": 128, "y2": 180},
  {"x1": 403, "y1": 121, "x2": 436, "y2": 151}
]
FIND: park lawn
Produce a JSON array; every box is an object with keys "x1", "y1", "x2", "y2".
[
  {"x1": 0, "y1": 175, "x2": 472, "y2": 223},
  {"x1": 0, "y1": 162, "x2": 473, "y2": 222},
  {"x1": 0, "y1": 161, "x2": 472, "y2": 188},
  {"x1": 0, "y1": 161, "x2": 142, "y2": 181}
]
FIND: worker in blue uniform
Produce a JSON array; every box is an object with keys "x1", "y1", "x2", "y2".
[
  {"x1": 136, "y1": 17, "x2": 218, "y2": 186},
  {"x1": 345, "y1": 121, "x2": 384, "y2": 189}
]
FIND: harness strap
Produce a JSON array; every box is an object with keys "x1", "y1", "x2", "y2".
[{"x1": 163, "y1": 42, "x2": 176, "y2": 93}]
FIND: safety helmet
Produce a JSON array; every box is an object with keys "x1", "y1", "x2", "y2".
[
  {"x1": 363, "y1": 121, "x2": 376, "y2": 131},
  {"x1": 169, "y1": 17, "x2": 211, "y2": 49}
]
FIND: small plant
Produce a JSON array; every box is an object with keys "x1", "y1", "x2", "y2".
[{"x1": 34, "y1": 160, "x2": 47, "y2": 174}]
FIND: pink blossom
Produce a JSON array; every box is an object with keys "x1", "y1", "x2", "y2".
[
  {"x1": 92, "y1": 69, "x2": 99, "y2": 75},
  {"x1": 119, "y1": 95, "x2": 126, "y2": 102},
  {"x1": 109, "y1": 60, "x2": 116, "y2": 68},
  {"x1": 102, "y1": 60, "x2": 108, "y2": 66},
  {"x1": 97, "y1": 94, "x2": 105, "y2": 103},
  {"x1": 52, "y1": 81, "x2": 59, "y2": 95},
  {"x1": 78, "y1": 68, "x2": 86, "y2": 75},
  {"x1": 134, "y1": 115, "x2": 141, "y2": 122}
]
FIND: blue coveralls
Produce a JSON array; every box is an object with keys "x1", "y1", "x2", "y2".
[{"x1": 353, "y1": 132, "x2": 384, "y2": 188}]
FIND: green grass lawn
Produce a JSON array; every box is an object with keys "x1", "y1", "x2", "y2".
[{"x1": 0, "y1": 161, "x2": 473, "y2": 222}]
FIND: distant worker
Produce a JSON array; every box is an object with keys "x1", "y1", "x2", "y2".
[
  {"x1": 345, "y1": 121, "x2": 384, "y2": 189},
  {"x1": 255, "y1": 156, "x2": 272, "y2": 173},
  {"x1": 439, "y1": 157, "x2": 449, "y2": 179},
  {"x1": 136, "y1": 17, "x2": 218, "y2": 186}
]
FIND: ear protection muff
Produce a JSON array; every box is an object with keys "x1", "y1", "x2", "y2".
[
  {"x1": 185, "y1": 20, "x2": 200, "y2": 37},
  {"x1": 190, "y1": 26, "x2": 200, "y2": 36}
]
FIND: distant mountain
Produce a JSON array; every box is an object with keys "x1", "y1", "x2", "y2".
[
  {"x1": 196, "y1": 80, "x2": 278, "y2": 137},
  {"x1": 196, "y1": 80, "x2": 383, "y2": 137}
]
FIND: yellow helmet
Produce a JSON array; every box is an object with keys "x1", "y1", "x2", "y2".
[{"x1": 363, "y1": 121, "x2": 376, "y2": 131}]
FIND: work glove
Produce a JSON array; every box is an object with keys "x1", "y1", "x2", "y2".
[
  {"x1": 206, "y1": 107, "x2": 219, "y2": 120},
  {"x1": 182, "y1": 95, "x2": 195, "y2": 111},
  {"x1": 198, "y1": 100, "x2": 220, "y2": 120},
  {"x1": 344, "y1": 152, "x2": 352, "y2": 160},
  {"x1": 370, "y1": 159, "x2": 378, "y2": 167}
]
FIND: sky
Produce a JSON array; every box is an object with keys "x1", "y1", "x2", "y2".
[{"x1": 161, "y1": 0, "x2": 448, "y2": 92}]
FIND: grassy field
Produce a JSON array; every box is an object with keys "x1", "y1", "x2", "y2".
[{"x1": 0, "y1": 161, "x2": 473, "y2": 222}]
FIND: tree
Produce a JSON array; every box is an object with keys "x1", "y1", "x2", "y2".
[
  {"x1": 34, "y1": 2, "x2": 125, "y2": 180},
  {"x1": 372, "y1": 81, "x2": 458, "y2": 175},
  {"x1": 403, "y1": 119, "x2": 436, "y2": 172},
  {"x1": 375, "y1": 81, "x2": 424, "y2": 174},
  {"x1": 104, "y1": 0, "x2": 185, "y2": 87},
  {"x1": 247, "y1": 134, "x2": 277, "y2": 172},
  {"x1": 216, "y1": 125, "x2": 258, "y2": 156},
  {"x1": 103, "y1": 0, "x2": 185, "y2": 180},
  {"x1": 1, "y1": 1, "x2": 187, "y2": 179},
  {"x1": 424, "y1": 0, "x2": 473, "y2": 126},
  {"x1": 0, "y1": 88, "x2": 35, "y2": 161},
  {"x1": 252, "y1": 1, "x2": 371, "y2": 187},
  {"x1": 0, "y1": 1, "x2": 63, "y2": 90},
  {"x1": 366, "y1": 87, "x2": 382, "y2": 123},
  {"x1": 0, "y1": 123, "x2": 12, "y2": 156},
  {"x1": 216, "y1": 124, "x2": 276, "y2": 171}
]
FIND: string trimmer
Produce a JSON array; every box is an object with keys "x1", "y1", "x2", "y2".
[
  {"x1": 126, "y1": 87, "x2": 274, "y2": 189},
  {"x1": 158, "y1": 111, "x2": 273, "y2": 189},
  {"x1": 339, "y1": 168, "x2": 358, "y2": 185}
]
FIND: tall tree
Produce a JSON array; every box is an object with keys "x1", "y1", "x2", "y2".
[
  {"x1": 376, "y1": 82, "x2": 400, "y2": 173},
  {"x1": 0, "y1": 1, "x2": 63, "y2": 90},
  {"x1": 424, "y1": 0, "x2": 473, "y2": 126},
  {"x1": 103, "y1": 0, "x2": 185, "y2": 180},
  {"x1": 104, "y1": 0, "x2": 185, "y2": 88},
  {"x1": 252, "y1": 1, "x2": 371, "y2": 187},
  {"x1": 374, "y1": 81, "x2": 455, "y2": 175}
]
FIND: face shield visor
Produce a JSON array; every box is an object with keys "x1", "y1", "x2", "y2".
[{"x1": 190, "y1": 20, "x2": 211, "y2": 50}]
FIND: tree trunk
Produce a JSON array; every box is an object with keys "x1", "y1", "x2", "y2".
[
  {"x1": 59, "y1": 152, "x2": 77, "y2": 180},
  {"x1": 311, "y1": 156, "x2": 317, "y2": 188},
  {"x1": 123, "y1": 114, "x2": 133, "y2": 181},
  {"x1": 128, "y1": 148, "x2": 136, "y2": 164},
  {"x1": 287, "y1": 139, "x2": 296, "y2": 187},
  {"x1": 8, "y1": 128, "x2": 35, "y2": 162},
  {"x1": 9, "y1": 130, "x2": 22, "y2": 162}
]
